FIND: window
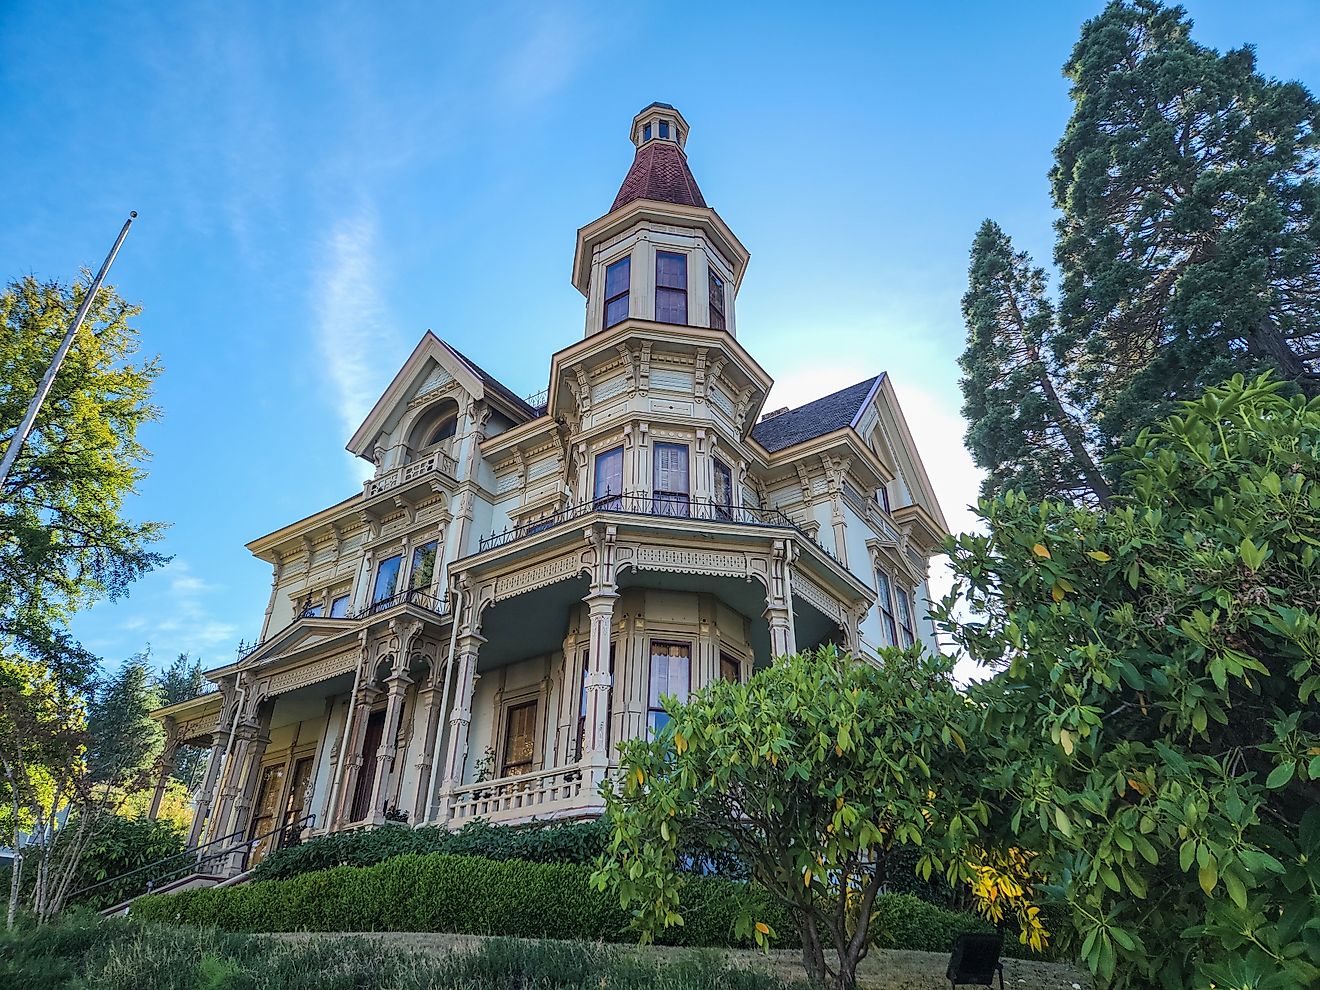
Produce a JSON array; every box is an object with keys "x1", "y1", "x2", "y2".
[
  {"x1": 501, "y1": 700, "x2": 538, "y2": 776},
  {"x1": 878, "y1": 484, "x2": 892, "y2": 513},
  {"x1": 713, "y1": 459, "x2": 733, "y2": 520},
  {"x1": 659, "y1": 120, "x2": 670, "y2": 139},
  {"x1": 875, "y1": 569, "x2": 899, "y2": 647},
  {"x1": 896, "y1": 587, "x2": 917, "y2": 648},
  {"x1": 594, "y1": 446, "x2": 623, "y2": 509},
  {"x1": 301, "y1": 600, "x2": 325, "y2": 618},
  {"x1": 720, "y1": 653, "x2": 741, "y2": 684},
  {"x1": 643, "y1": 122, "x2": 652, "y2": 141},
  {"x1": 372, "y1": 554, "x2": 402, "y2": 604},
  {"x1": 410, "y1": 540, "x2": 438, "y2": 592},
  {"x1": 425, "y1": 414, "x2": 457, "y2": 446},
  {"x1": 652, "y1": 442, "x2": 690, "y2": 516},
  {"x1": 330, "y1": 594, "x2": 350, "y2": 618},
  {"x1": 648, "y1": 642, "x2": 690, "y2": 734},
  {"x1": 655, "y1": 251, "x2": 687, "y2": 324},
  {"x1": 708, "y1": 269, "x2": 726, "y2": 330},
  {"x1": 604, "y1": 257, "x2": 630, "y2": 328}
]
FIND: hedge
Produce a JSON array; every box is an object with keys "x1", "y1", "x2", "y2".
[
  {"x1": 131, "y1": 852, "x2": 1044, "y2": 958},
  {"x1": 250, "y1": 819, "x2": 610, "y2": 882},
  {"x1": 134, "y1": 852, "x2": 794, "y2": 948}
]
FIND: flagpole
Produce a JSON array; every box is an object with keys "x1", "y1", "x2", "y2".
[{"x1": 0, "y1": 211, "x2": 137, "y2": 491}]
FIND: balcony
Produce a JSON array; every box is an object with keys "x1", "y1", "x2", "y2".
[
  {"x1": 478, "y1": 491, "x2": 841, "y2": 563},
  {"x1": 355, "y1": 587, "x2": 449, "y2": 620},
  {"x1": 364, "y1": 448, "x2": 458, "y2": 500}
]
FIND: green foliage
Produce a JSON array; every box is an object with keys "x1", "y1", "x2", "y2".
[
  {"x1": 960, "y1": 220, "x2": 1110, "y2": 506},
  {"x1": 937, "y1": 375, "x2": 1320, "y2": 988},
  {"x1": 134, "y1": 852, "x2": 791, "y2": 949},
  {"x1": 0, "y1": 911, "x2": 806, "y2": 989},
  {"x1": 0, "y1": 813, "x2": 185, "y2": 913},
  {"x1": 594, "y1": 646, "x2": 1018, "y2": 989},
  {"x1": 0, "y1": 274, "x2": 165, "y2": 679},
  {"x1": 86, "y1": 653, "x2": 163, "y2": 786},
  {"x1": 1052, "y1": 1, "x2": 1320, "y2": 445},
  {"x1": 156, "y1": 654, "x2": 209, "y2": 790},
  {"x1": 250, "y1": 817, "x2": 610, "y2": 882}
]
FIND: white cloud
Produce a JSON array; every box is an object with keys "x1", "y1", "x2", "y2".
[
  {"x1": 491, "y1": 8, "x2": 591, "y2": 113},
  {"x1": 312, "y1": 207, "x2": 402, "y2": 481}
]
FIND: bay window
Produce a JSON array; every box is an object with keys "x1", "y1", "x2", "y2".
[
  {"x1": 708, "y1": 269, "x2": 726, "y2": 330},
  {"x1": 604, "y1": 257, "x2": 630, "y2": 329},
  {"x1": 648, "y1": 641, "x2": 691, "y2": 734},
  {"x1": 594, "y1": 446, "x2": 623, "y2": 510},
  {"x1": 652, "y1": 442, "x2": 690, "y2": 516},
  {"x1": 410, "y1": 540, "x2": 438, "y2": 592},
  {"x1": 372, "y1": 554, "x2": 402, "y2": 604},
  {"x1": 713, "y1": 459, "x2": 733, "y2": 520},
  {"x1": 875, "y1": 568, "x2": 899, "y2": 647},
  {"x1": 655, "y1": 251, "x2": 687, "y2": 324},
  {"x1": 896, "y1": 586, "x2": 917, "y2": 647}
]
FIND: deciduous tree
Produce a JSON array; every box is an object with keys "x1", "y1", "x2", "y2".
[
  {"x1": 594, "y1": 646, "x2": 1042, "y2": 990},
  {"x1": 937, "y1": 375, "x2": 1320, "y2": 989}
]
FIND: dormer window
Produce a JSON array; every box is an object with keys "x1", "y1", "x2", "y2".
[
  {"x1": 604, "y1": 256, "x2": 630, "y2": 328},
  {"x1": 708, "y1": 269, "x2": 726, "y2": 330},
  {"x1": 655, "y1": 251, "x2": 687, "y2": 324},
  {"x1": 407, "y1": 398, "x2": 460, "y2": 461}
]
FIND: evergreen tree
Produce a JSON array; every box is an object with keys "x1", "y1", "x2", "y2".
[
  {"x1": 157, "y1": 652, "x2": 208, "y2": 790},
  {"x1": 1052, "y1": 0, "x2": 1320, "y2": 446},
  {"x1": 959, "y1": 221, "x2": 1111, "y2": 506},
  {"x1": 85, "y1": 654, "x2": 162, "y2": 787}
]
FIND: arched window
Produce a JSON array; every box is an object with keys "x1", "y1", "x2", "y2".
[{"x1": 407, "y1": 400, "x2": 460, "y2": 458}]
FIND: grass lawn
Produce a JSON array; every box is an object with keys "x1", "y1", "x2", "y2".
[{"x1": 1, "y1": 911, "x2": 1092, "y2": 989}]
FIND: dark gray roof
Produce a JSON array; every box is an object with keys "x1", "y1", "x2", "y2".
[
  {"x1": 750, "y1": 375, "x2": 883, "y2": 453},
  {"x1": 443, "y1": 343, "x2": 541, "y2": 421}
]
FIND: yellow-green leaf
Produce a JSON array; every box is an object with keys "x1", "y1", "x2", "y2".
[
  {"x1": 1086, "y1": 550, "x2": 1112, "y2": 562},
  {"x1": 1033, "y1": 543, "x2": 1051, "y2": 559}
]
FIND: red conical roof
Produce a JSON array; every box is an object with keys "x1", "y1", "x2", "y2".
[{"x1": 610, "y1": 141, "x2": 707, "y2": 212}]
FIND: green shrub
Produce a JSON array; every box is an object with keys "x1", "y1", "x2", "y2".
[
  {"x1": 138, "y1": 852, "x2": 793, "y2": 948},
  {"x1": 250, "y1": 818, "x2": 610, "y2": 882}
]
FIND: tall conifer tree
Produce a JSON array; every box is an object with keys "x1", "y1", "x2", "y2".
[
  {"x1": 960, "y1": 221, "x2": 1111, "y2": 505},
  {"x1": 1052, "y1": 0, "x2": 1320, "y2": 444}
]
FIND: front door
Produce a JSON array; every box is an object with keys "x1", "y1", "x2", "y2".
[
  {"x1": 501, "y1": 701, "x2": 537, "y2": 777},
  {"x1": 247, "y1": 763, "x2": 287, "y2": 865},
  {"x1": 349, "y1": 710, "x2": 386, "y2": 822}
]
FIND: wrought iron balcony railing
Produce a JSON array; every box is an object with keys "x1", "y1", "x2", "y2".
[
  {"x1": 354, "y1": 587, "x2": 449, "y2": 619},
  {"x1": 478, "y1": 491, "x2": 843, "y2": 565}
]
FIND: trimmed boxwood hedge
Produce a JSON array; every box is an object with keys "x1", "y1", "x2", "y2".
[
  {"x1": 250, "y1": 819, "x2": 610, "y2": 882},
  {"x1": 134, "y1": 852, "x2": 795, "y2": 948},
  {"x1": 132, "y1": 852, "x2": 1042, "y2": 958}
]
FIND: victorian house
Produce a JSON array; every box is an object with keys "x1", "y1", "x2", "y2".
[{"x1": 152, "y1": 104, "x2": 949, "y2": 870}]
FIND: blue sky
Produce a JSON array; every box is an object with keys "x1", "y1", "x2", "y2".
[{"x1": 3, "y1": 1, "x2": 1318, "y2": 674}]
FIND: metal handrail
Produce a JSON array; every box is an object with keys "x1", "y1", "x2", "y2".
[
  {"x1": 69, "y1": 813, "x2": 316, "y2": 906},
  {"x1": 478, "y1": 491, "x2": 843, "y2": 565}
]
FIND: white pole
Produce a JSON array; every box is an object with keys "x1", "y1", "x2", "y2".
[{"x1": 0, "y1": 212, "x2": 137, "y2": 491}]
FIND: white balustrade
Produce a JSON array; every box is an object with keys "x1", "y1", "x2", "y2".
[
  {"x1": 365, "y1": 448, "x2": 458, "y2": 498},
  {"x1": 446, "y1": 764, "x2": 600, "y2": 825}
]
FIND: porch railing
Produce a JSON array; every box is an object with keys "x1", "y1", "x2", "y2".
[
  {"x1": 478, "y1": 491, "x2": 838, "y2": 558},
  {"x1": 355, "y1": 587, "x2": 449, "y2": 620},
  {"x1": 365, "y1": 448, "x2": 458, "y2": 499},
  {"x1": 447, "y1": 765, "x2": 595, "y2": 825}
]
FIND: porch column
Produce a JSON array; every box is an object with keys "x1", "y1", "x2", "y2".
[
  {"x1": 333, "y1": 685, "x2": 376, "y2": 828},
  {"x1": 440, "y1": 633, "x2": 484, "y2": 793},
  {"x1": 766, "y1": 539, "x2": 797, "y2": 658},
  {"x1": 208, "y1": 726, "x2": 253, "y2": 843},
  {"x1": 582, "y1": 588, "x2": 618, "y2": 770},
  {"x1": 227, "y1": 706, "x2": 272, "y2": 842},
  {"x1": 146, "y1": 717, "x2": 180, "y2": 821},
  {"x1": 187, "y1": 734, "x2": 226, "y2": 849},
  {"x1": 410, "y1": 672, "x2": 445, "y2": 823},
  {"x1": 368, "y1": 668, "x2": 411, "y2": 824}
]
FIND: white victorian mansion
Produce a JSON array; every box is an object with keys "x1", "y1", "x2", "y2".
[{"x1": 154, "y1": 103, "x2": 949, "y2": 868}]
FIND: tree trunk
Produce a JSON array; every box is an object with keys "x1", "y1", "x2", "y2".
[
  {"x1": 1028, "y1": 345, "x2": 1113, "y2": 506},
  {"x1": 1247, "y1": 317, "x2": 1320, "y2": 398},
  {"x1": 799, "y1": 914, "x2": 828, "y2": 985}
]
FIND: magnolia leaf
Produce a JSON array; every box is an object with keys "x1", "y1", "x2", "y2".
[
  {"x1": 1032, "y1": 543, "x2": 1052, "y2": 559},
  {"x1": 1086, "y1": 550, "x2": 1112, "y2": 562}
]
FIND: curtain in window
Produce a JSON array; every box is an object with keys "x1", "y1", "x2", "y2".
[
  {"x1": 648, "y1": 642, "x2": 691, "y2": 733},
  {"x1": 875, "y1": 569, "x2": 898, "y2": 647},
  {"x1": 594, "y1": 446, "x2": 623, "y2": 509},
  {"x1": 652, "y1": 442, "x2": 689, "y2": 516},
  {"x1": 502, "y1": 701, "x2": 537, "y2": 776}
]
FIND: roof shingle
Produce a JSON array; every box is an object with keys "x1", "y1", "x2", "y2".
[
  {"x1": 750, "y1": 375, "x2": 883, "y2": 453},
  {"x1": 610, "y1": 142, "x2": 706, "y2": 212}
]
